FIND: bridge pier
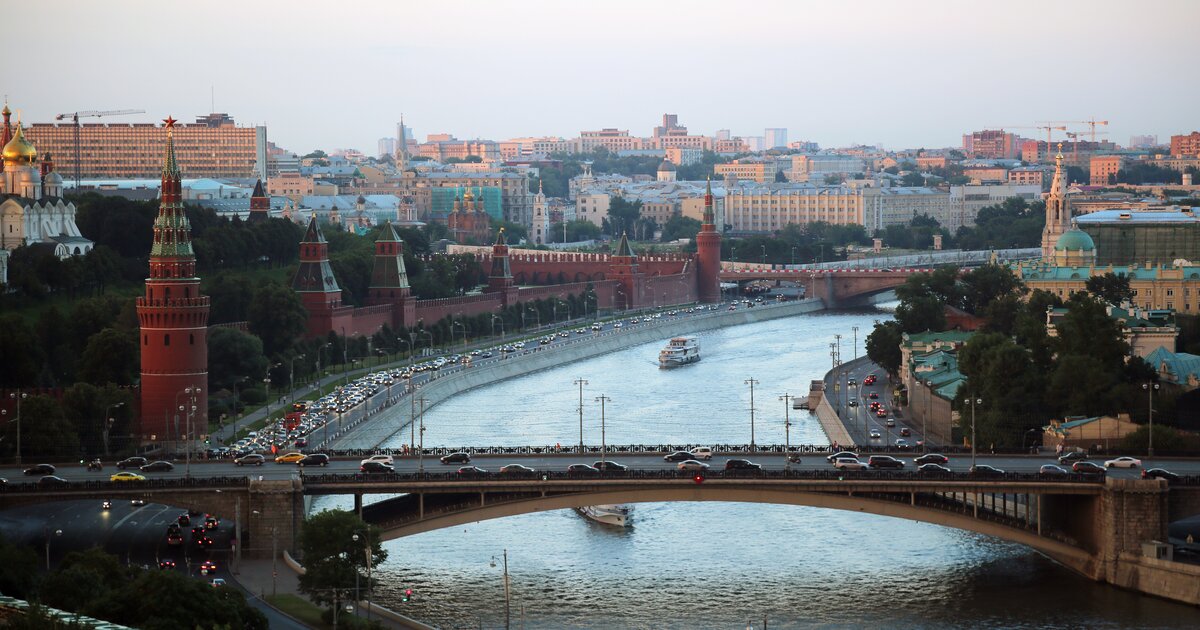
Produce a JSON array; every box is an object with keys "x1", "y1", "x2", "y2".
[
  {"x1": 242, "y1": 479, "x2": 304, "y2": 560},
  {"x1": 354, "y1": 493, "x2": 362, "y2": 517}
]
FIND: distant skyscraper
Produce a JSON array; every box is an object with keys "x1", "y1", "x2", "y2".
[
  {"x1": 716, "y1": 129, "x2": 732, "y2": 141},
  {"x1": 1128, "y1": 134, "x2": 1158, "y2": 149},
  {"x1": 764, "y1": 128, "x2": 788, "y2": 149},
  {"x1": 743, "y1": 136, "x2": 765, "y2": 152},
  {"x1": 378, "y1": 137, "x2": 395, "y2": 158}
]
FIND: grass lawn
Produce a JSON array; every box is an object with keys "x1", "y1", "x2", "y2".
[{"x1": 265, "y1": 593, "x2": 329, "y2": 628}]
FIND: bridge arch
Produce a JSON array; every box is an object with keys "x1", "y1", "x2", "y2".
[{"x1": 366, "y1": 487, "x2": 1096, "y2": 577}]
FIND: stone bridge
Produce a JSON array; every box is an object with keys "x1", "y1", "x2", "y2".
[{"x1": 718, "y1": 267, "x2": 930, "y2": 307}]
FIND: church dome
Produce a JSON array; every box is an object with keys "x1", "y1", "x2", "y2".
[
  {"x1": 18, "y1": 166, "x2": 41, "y2": 184},
  {"x1": 1054, "y1": 229, "x2": 1095, "y2": 252},
  {"x1": 2, "y1": 126, "x2": 37, "y2": 163},
  {"x1": 658, "y1": 160, "x2": 677, "y2": 172},
  {"x1": 45, "y1": 171, "x2": 63, "y2": 185}
]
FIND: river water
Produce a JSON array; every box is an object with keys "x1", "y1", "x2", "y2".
[{"x1": 311, "y1": 307, "x2": 1200, "y2": 629}]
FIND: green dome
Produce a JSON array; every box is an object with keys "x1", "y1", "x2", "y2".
[{"x1": 1054, "y1": 229, "x2": 1095, "y2": 252}]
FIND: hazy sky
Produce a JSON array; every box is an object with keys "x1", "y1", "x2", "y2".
[{"x1": 7, "y1": 0, "x2": 1198, "y2": 154}]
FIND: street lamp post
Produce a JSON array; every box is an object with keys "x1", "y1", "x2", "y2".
[
  {"x1": 791, "y1": 246, "x2": 797, "y2": 266},
  {"x1": 1143, "y1": 382, "x2": 1159, "y2": 457},
  {"x1": 594, "y1": 395, "x2": 610, "y2": 463},
  {"x1": 44, "y1": 527, "x2": 62, "y2": 570},
  {"x1": 417, "y1": 397, "x2": 427, "y2": 473},
  {"x1": 103, "y1": 402, "x2": 125, "y2": 457},
  {"x1": 491, "y1": 315, "x2": 505, "y2": 340},
  {"x1": 779, "y1": 393, "x2": 793, "y2": 468},
  {"x1": 574, "y1": 378, "x2": 588, "y2": 452},
  {"x1": 340, "y1": 327, "x2": 351, "y2": 387},
  {"x1": 352, "y1": 531, "x2": 374, "y2": 620},
  {"x1": 761, "y1": 245, "x2": 766, "y2": 265},
  {"x1": 9, "y1": 391, "x2": 27, "y2": 465},
  {"x1": 490, "y1": 550, "x2": 511, "y2": 630},
  {"x1": 923, "y1": 380, "x2": 932, "y2": 454},
  {"x1": 852, "y1": 326, "x2": 859, "y2": 360},
  {"x1": 745, "y1": 378, "x2": 759, "y2": 451},
  {"x1": 288, "y1": 354, "x2": 305, "y2": 408},
  {"x1": 968, "y1": 397, "x2": 982, "y2": 470},
  {"x1": 452, "y1": 320, "x2": 467, "y2": 348}
]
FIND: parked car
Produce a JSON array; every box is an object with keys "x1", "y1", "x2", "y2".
[
  {"x1": 298, "y1": 454, "x2": 330, "y2": 467},
  {"x1": 868, "y1": 455, "x2": 905, "y2": 469},
  {"x1": 724, "y1": 459, "x2": 762, "y2": 472},
  {"x1": 234, "y1": 454, "x2": 265, "y2": 467},
  {"x1": 593, "y1": 461, "x2": 628, "y2": 473},
  {"x1": 1072, "y1": 461, "x2": 1107, "y2": 475},
  {"x1": 360, "y1": 461, "x2": 395, "y2": 474},
  {"x1": 116, "y1": 457, "x2": 148, "y2": 470},
  {"x1": 23, "y1": 464, "x2": 56, "y2": 476},
  {"x1": 440, "y1": 452, "x2": 471, "y2": 465},
  {"x1": 1142, "y1": 468, "x2": 1180, "y2": 482},
  {"x1": 663, "y1": 451, "x2": 695, "y2": 462},
  {"x1": 140, "y1": 461, "x2": 175, "y2": 473},
  {"x1": 833, "y1": 457, "x2": 867, "y2": 471},
  {"x1": 969, "y1": 465, "x2": 1006, "y2": 478},
  {"x1": 1104, "y1": 456, "x2": 1142, "y2": 469},
  {"x1": 914, "y1": 454, "x2": 949, "y2": 466}
]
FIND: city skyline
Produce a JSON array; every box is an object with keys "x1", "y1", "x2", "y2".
[{"x1": 5, "y1": 0, "x2": 1198, "y2": 153}]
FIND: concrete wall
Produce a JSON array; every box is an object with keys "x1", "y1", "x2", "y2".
[
  {"x1": 812, "y1": 392, "x2": 853, "y2": 447},
  {"x1": 334, "y1": 298, "x2": 827, "y2": 450}
]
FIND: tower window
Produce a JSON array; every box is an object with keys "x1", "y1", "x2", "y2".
[
  {"x1": 190, "y1": 333, "x2": 195, "y2": 345},
  {"x1": 144, "y1": 334, "x2": 148, "y2": 345},
  {"x1": 164, "y1": 334, "x2": 170, "y2": 346}
]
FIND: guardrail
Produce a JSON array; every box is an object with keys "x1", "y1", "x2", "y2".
[
  {"x1": 314, "y1": 443, "x2": 1054, "y2": 458},
  {"x1": 0, "y1": 476, "x2": 251, "y2": 494}
]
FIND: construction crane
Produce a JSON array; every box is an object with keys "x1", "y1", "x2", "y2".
[
  {"x1": 987, "y1": 125, "x2": 1066, "y2": 157},
  {"x1": 1064, "y1": 130, "x2": 1110, "y2": 164},
  {"x1": 54, "y1": 109, "x2": 145, "y2": 188},
  {"x1": 1039, "y1": 118, "x2": 1109, "y2": 142}
]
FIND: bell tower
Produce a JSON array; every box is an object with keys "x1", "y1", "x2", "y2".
[
  {"x1": 1041, "y1": 145, "x2": 1072, "y2": 261},
  {"x1": 137, "y1": 116, "x2": 210, "y2": 443}
]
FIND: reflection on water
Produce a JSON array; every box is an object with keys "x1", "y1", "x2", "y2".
[{"x1": 312, "y1": 308, "x2": 1200, "y2": 628}]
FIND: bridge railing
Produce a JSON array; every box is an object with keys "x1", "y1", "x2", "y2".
[
  {"x1": 0, "y1": 476, "x2": 251, "y2": 494},
  {"x1": 316, "y1": 443, "x2": 1052, "y2": 458}
]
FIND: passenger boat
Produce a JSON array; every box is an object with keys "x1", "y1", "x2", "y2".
[
  {"x1": 575, "y1": 504, "x2": 631, "y2": 527},
  {"x1": 658, "y1": 336, "x2": 700, "y2": 368}
]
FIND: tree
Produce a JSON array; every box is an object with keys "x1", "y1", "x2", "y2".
[
  {"x1": 247, "y1": 282, "x2": 309, "y2": 357},
  {"x1": 0, "y1": 395, "x2": 80, "y2": 459},
  {"x1": 606, "y1": 197, "x2": 642, "y2": 236},
  {"x1": 660, "y1": 215, "x2": 702, "y2": 242},
  {"x1": 0, "y1": 313, "x2": 43, "y2": 387},
  {"x1": 207, "y1": 327, "x2": 270, "y2": 394},
  {"x1": 76, "y1": 327, "x2": 138, "y2": 386},
  {"x1": 0, "y1": 533, "x2": 40, "y2": 599},
  {"x1": 1085, "y1": 272, "x2": 1134, "y2": 305},
  {"x1": 297, "y1": 510, "x2": 388, "y2": 616},
  {"x1": 865, "y1": 321, "x2": 903, "y2": 377},
  {"x1": 894, "y1": 295, "x2": 946, "y2": 334},
  {"x1": 959, "y1": 264, "x2": 1024, "y2": 315}
]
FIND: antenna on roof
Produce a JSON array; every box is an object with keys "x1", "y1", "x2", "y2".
[{"x1": 210, "y1": 86, "x2": 215, "y2": 113}]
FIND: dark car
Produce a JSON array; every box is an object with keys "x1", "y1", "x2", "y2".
[
  {"x1": 297, "y1": 453, "x2": 330, "y2": 467},
  {"x1": 193, "y1": 536, "x2": 214, "y2": 548},
  {"x1": 22, "y1": 463, "x2": 56, "y2": 476},
  {"x1": 498, "y1": 464, "x2": 536, "y2": 476},
  {"x1": 918, "y1": 463, "x2": 952, "y2": 475},
  {"x1": 167, "y1": 522, "x2": 181, "y2": 535},
  {"x1": 140, "y1": 460, "x2": 175, "y2": 473},
  {"x1": 787, "y1": 452, "x2": 802, "y2": 464},
  {"x1": 117, "y1": 457, "x2": 148, "y2": 470},
  {"x1": 159, "y1": 559, "x2": 177, "y2": 570},
  {"x1": 1072, "y1": 461, "x2": 1106, "y2": 475},
  {"x1": 235, "y1": 454, "x2": 265, "y2": 467},
  {"x1": 826, "y1": 451, "x2": 859, "y2": 463},
  {"x1": 593, "y1": 461, "x2": 628, "y2": 473},
  {"x1": 567, "y1": 464, "x2": 600, "y2": 476},
  {"x1": 1058, "y1": 451, "x2": 1088, "y2": 464},
  {"x1": 969, "y1": 464, "x2": 1006, "y2": 478},
  {"x1": 898, "y1": 428, "x2": 911, "y2": 437},
  {"x1": 204, "y1": 516, "x2": 219, "y2": 530},
  {"x1": 440, "y1": 452, "x2": 471, "y2": 465},
  {"x1": 724, "y1": 459, "x2": 762, "y2": 472},
  {"x1": 360, "y1": 461, "x2": 395, "y2": 474},
  {"x1": 167, "y1": 532, "x2": 184, "y2": 546},
  {"x1": 37, "y1": 475, "x2": 68, "y2": 487},
  {"x1": 177, "y1": 513, "x2": 191, "y2": 526},
  {"x1": 663, "y1": 451, "x2": 694, "y2": 462},
  {"x1": 914, "y1": 454, "x2": 949, "y2": 466},
  {"x1": 456, "y1": 466, "x2": 489, "y2": 476},
  {"x1": 868, "y1": 455, "x2": 905, "y2": 469},
  {"x1": 1142, "y1": 468, "x2": 1180, "y2": 482},
  {"x1": 191, "y1": 525, "x2": 206, "y2": 537},
  {"x1": 1039, "y1": 464, "x2": 1070, "y2": 476}
]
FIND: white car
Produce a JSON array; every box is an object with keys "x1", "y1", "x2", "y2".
[
  {"x1": 832, "y1": 457, "x2": 867, "y2": 471},
  {"x1": 360, "y1": 454, "x2": 394, "y2": 466},
  {"x1": 869, "y1": 429, "x2": 881, "y2": 439},
  {"x1": 677, "y1": 460, "x2": 710, "y2": 471},
  {"x1": 1104, "y1": 456, "x2": 1142, "y2": 469},
  {"x1": 689, "y1": 447, "x2": 713, "y2": 460}
]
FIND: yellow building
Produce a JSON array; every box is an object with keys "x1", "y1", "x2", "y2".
[
  {"x1": 714, "y1": 159, "x2": 778, "y2": 183},
  {"x1": 1042, "y1": 414, "x2": 1139, "y2": 451},
  {"x1": 724, "y1": 183, "x2": 863, "y2": 232}
]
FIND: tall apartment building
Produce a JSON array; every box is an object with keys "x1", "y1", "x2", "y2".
[
  {"x1": 764, "y1": 128, "x2": 788, "y2": 149},
  {"x1": 1090, "y1": 155, "x2": 1125, "y2": 185},
  {"x1": 664, "y1": 146, "x2": 702, "y2": 166},
  {"x1": 962, "y1": 130, "x2": 1020, "y2": 159},
  {"x1": 1021, "y1": 140, "x2": 1117, "y2": 166},
  {"x1": 1170, "y1": 132, "x2": 1200, "y2": 157},
  {"x1": 26, "y1": 114, "x2": 267, "y2": 181},
  {"x1": 377, "y1": 137, "x2": 395, "y2": 159},
  {"x1": 1129, "y1": 135, "x2": 1158, "y2": 149},
  {"x1": 862, "y1": 187, "x2": 950, "y2": 232}
]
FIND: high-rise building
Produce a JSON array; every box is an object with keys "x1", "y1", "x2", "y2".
[
  {"x1": 715, "y1": 129, "x2": 731, "y2": 141},
  {"x1": 137, "y1": 117, "x2": 210, "y2": 444},
  {"x1": 764, "y1": 128, "x2": 788, "y2": 149},
  {"x1": 1129, "y1": 135, "x2": 1158, "y2": 149},
  {"x1": 962, "y1": 130, "x2": 1019, "y2": 159},
  {"x1": 26, "y1": 114, "x2": 266, "y2": 182},
  {"x1": 1170, "y1": 132, "x2": 1200, "y2": 157},
  {"x1": 377, "y1": 137, "x2": 395, "y2": 159}
]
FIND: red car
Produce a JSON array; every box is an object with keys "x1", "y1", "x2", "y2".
[{"x1": 876, "y1": 409, "x2": 887, "y2": 417}]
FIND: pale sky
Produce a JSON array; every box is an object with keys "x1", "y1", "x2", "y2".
[{"x1": 6, "y1": 0, "x2": 1198, "y2": 154}]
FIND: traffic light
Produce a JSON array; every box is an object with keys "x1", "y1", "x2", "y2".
[{"x1": 402, "y1": 588, "x2": 413, "y2": 602}]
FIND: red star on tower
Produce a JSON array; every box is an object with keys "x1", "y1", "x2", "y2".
[{"x1": 162, "y1": 115, "x2": 177, "y2": 128}]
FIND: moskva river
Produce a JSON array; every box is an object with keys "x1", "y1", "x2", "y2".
[{"x1": 312, "y1": 307, "x2": 1200, "y2": 629}]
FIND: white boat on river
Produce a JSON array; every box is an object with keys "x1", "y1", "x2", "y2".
[{"x1": 575, "y1": 504, "x2": 631, "y2": 527}]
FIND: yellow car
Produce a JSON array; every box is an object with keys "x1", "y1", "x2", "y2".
[
  {"x1": 110, "y1": 472, "x2": 146, "y2": 482},
  {"x1": 274, "y1": 452, "x2": 305, "y2": 464}
]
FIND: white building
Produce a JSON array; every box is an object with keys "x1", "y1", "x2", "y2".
[{"x1": 765, "y1": 128, "x2": 788, "y2": 149}]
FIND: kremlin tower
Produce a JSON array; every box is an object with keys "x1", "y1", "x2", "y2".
[
  {"x1": 695, "y1": 178, "x2": 722, "y2": 303},
  {"x1": 247, "y1": 178, "x2": 269, "y2": 223},
  {"x1": 137, "y1": 117, "x2": 210, "y2": 443}
]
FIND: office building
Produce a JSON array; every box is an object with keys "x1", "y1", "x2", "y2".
[
  {"x1": 764, "y1": 128, "x2": 788, "y2": 149},
  {"x1": 377, "y1": 137, "x2": 395, "y2": 159},
  {"x1": 714, "y1": 159, "x2": 778, "y2": 183}
]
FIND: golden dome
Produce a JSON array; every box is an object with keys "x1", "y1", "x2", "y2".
[
  {"x1": 2, "y1": 125, "x2": 37, "y2": 163},
  {"x1": 462, "y1": 187, "x2": 475, "y2": 201}
]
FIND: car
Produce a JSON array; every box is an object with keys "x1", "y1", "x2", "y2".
[
  {"x1": 833, "y1": 457, "x2": 866, "y2": 471},
  {"x1": 360, "y1": 454, "x2": 394, "y2": 466},
  {"x1": 1039, "y1": 464, "x2": 1070, "y2": 476},
  {"x1": 199, "y1": 560, "x2": 217, "y2": 575},
  {"x1": 457, "y1": 466, "x2": 489, "y2": 476},
  {"x1": 918, "y1": 463, "x2": 953, "y2": 475},
  {"x1": 360, "y1": 461, "x2": 395, "y2": 474},
  {"x1": 37, "y1": 475, "x2": 69, "y2": 487},
  {"x1": 275, "y1": 452, "x2": 305, "y2": 464},
  {"x1": 140, "y1": 460, "x2": 175, "y2": 473},
  {"x1": 894, "y1": 439, "x2": 911, "y2": 450},
  {"x1": 130, "y1": 498, "x2": 145, "y2": 506},
  {"x1": 1104, "y1": 456, "x2": 1142, "y2": 469},
  {"x1": 689, "y1": 447, "x2": 713, "y2": 461},
  {"x1": 848, "y1": 379, "x2": 857, "y2": 386},
  {"x1": 663, "y1": 451, "x2": 695, "y2": 462},
  {"x1": 677, "y1": 460, "x2": 710, "y2": 471},
  {"x1": 159, "y1": 559, "x2": 177, "y2": 569},
  {"x1": 1072, "y1": 461, "x2": 1107, "y2": 475},
  {"x1": 969, "y1": 465, "x2": 1006, "y2": 478},
  {"x1": 593, "y1": 461, "x2": 628, "y2": 473},
  {"x1": 177, "y1": 513, "x2": 191, "y2": 526},
  {"x1": 868, "y1": 455, "x2": 905, "y2": 469},
  {"x1": 786, "y1": 452, "x2": 802, "y2": 464},
  {"x1": 193, "y1": 536, "x2": 214, "y2": 548},
  {"x1": 110, "y1": 471, "x2": 146, "y2": 482},
  {"x1": 116, "y1": 457, "x2": 148, "y2": 470},
  {"x1": 885, "y1": 418, "x2": 896, "y2": 427},
  {"x1": 498, "y1": 464, "x2": 537, "y2": 475},
  {"x1": 567, "y1": 464, "x2": 600, "y2": 476},
  {"x1": 876, "y1": 409, "x2": 887, "y2": 418},
  {"x1": 234, "y1": 454, "x2": 265, "y2": 467},
  {"x1": 914, "y1": 454, "x2": 949, "y2": 466},
  {"x1": 294, "y1": 438, "x2": 308, "y2": 448},
  {"x1": 868, "y1": 392, "x2": 878, "y2": 399},
  {"x1": 101, "y1": 500, "x2": 112, "y2": 510},
  {"x1": 22, "y1": 463, "x2": 56, "y2": 476},
  {"x1": 898, "y1": 428, "x2": 911, "y2": 437},
  {"x1": 1142, "y1": 468, "x2": 1180, "y2": 482},
  {"x1": 191, "y1": 526, "x2": 206, "y2": 537},
  {"x1": 298, "y1": 454, "x2": 330, "y2": 467},
  {"x1": 826, "y1": 451, "x2": 859, "y2": 463},
  {"x1": 440, "y1": 452, "x2": 471, "y2": 465},
  {"x1": 848, "y1": 401, "x2": 858, "y2": 407},
  {"x1": 210, "y1": 578, "x2": 227, "y2": 587},
  {"x1": 869, "y1": 429, "x2": 882, "y2": 439},
  {"x1": 1058, "y1": 451, "x2": 1088, "y2": 464},
  {"x1": 205, "y1": 516, "x2": 219, "y2": 530},
  {"x1": 724, "y1": 459, "x2": 762, "y2": 472}
]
